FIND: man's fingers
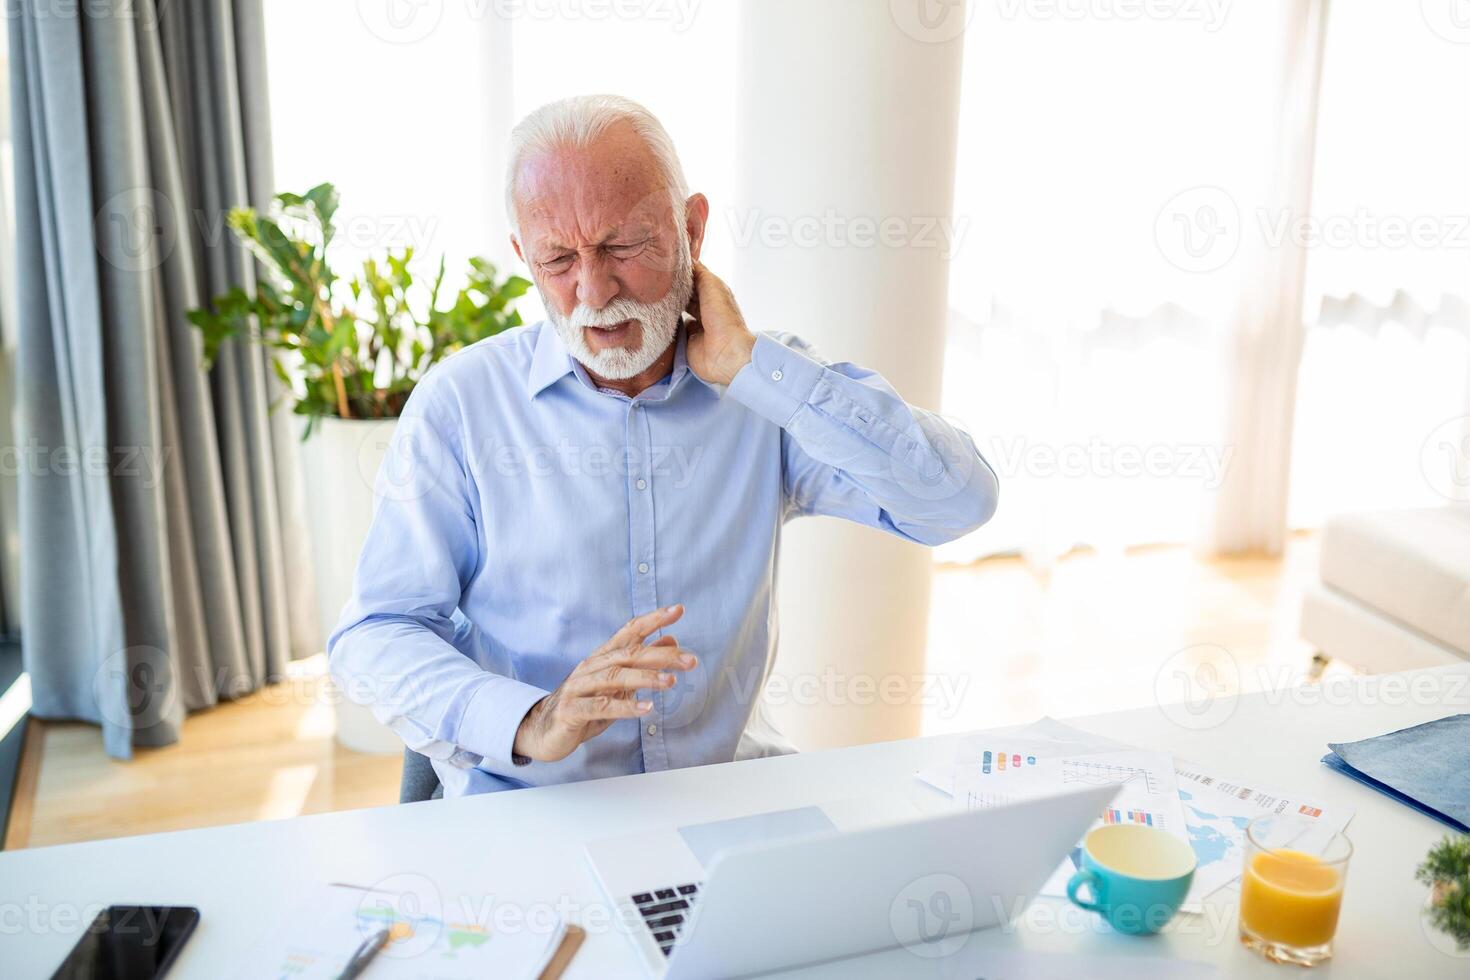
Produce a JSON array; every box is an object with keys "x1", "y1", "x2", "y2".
[
  {"x1": 607, "y1": 604, "x2": 685, "y2": 650},
  {"x1": 575, "y1": 695, "x2": 653, "y2": 721},
  {"x1": 606, "y1": 643, "x2": 698, "y2": 672},
  {"x1": 575, "y1": 666, "x2": 675, "y2": 696}
]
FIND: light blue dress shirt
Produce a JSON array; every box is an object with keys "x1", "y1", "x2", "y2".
[{"x1": 328, "y1": 321, "x2": 998, "y2": 796}]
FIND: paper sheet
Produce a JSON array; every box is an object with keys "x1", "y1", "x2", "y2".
[
  {"x1": 918, "y1": 718, "x2": 1354, "y2": 906},
  {"x1": 949, "y1": 744, "x2": 1193, "y2": 907},
  {"x1": 234, "y1": 882, "x2": 566, "y2": 980}
]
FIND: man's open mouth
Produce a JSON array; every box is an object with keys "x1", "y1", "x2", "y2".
[{"x1": 586, "y1": 319, "x2": 637, "y2": 348}]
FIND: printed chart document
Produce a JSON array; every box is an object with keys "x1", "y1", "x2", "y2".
[
  {"x1": 1173, "y1": 762, "x2": 1354, "y2": 901},
  {"x1": 234, "y1": 882, "x2": 569, "y2": 979},
  {"x1": 948, "y1": 742, "x2": 1193, "y2": 907},
  {"x1": 918, "y1": 717, "x2": 1354, "y2": 907}
]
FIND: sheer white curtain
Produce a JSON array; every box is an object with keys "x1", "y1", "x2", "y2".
[
  {"x1": 936, "y1": 2, "x2": 1297, "y2": 566},
  {"x1": 262, "y1": 3, "x2": 737, "y2": 313},
  {"x1": 1288, "y1": 3, "x2": 1470, "y2": 523}
]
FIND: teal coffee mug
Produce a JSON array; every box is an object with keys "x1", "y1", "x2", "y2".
[{"x1": 1065, "y1": 823, "x2": 1197, "y2": 935}]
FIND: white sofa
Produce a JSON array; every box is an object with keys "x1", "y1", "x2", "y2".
[{"x1": 1301, "y1": 506, "x2": 1470, "y2": 673}]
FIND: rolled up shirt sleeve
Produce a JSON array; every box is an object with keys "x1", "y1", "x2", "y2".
[
  {"x1": 725, "y1": 332, "x2": 998, "y2": 545},
  {"x1": 327, "y1": 377, "x2": 547, "y2": 774}
]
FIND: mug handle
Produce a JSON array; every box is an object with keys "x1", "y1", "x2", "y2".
[{"x1": 1067, "y1": 868, "x2": 1106, "y2": 912}]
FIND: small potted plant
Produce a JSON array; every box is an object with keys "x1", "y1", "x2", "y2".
[
  {"x1": 189, "y1": 183, "x2": 530, "y2": 752},
  {"x1": 1417, "y1": 834, "x2": 1470, "y2": 954}
]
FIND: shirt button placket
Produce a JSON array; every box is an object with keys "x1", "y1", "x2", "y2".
[{"x1": 628, "y1": 400, "x2": 667, "y2": 772}]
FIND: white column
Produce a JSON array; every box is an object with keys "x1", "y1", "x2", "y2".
[{"x1": 733, "y1": 0, "x2": 968, "y2": 749}]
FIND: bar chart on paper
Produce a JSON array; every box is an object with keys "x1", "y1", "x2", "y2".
[{"x1": 1103, "y1": 807, "x2": 1167, "y2": 827}]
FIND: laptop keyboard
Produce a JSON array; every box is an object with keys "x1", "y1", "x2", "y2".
[{"x1": 630, "y1": 882, "x2": 702, "y2": 956}]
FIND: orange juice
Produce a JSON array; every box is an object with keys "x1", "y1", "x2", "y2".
[{"x1": 1239, "y1": 848, "x2": 1344, "y2": 948}]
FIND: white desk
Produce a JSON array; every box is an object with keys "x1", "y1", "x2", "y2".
[{"x1": 3, "y1": 665, "x2": 1468, "y2": 978}]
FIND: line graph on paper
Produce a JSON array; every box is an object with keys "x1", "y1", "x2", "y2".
[{"x1": 1060, "y1": 758, "x2": 1161, "y2": 796}]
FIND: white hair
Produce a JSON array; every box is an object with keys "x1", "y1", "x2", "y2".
[{"x1": 504, "y1": 94, "x2": 690, "y2": 234}]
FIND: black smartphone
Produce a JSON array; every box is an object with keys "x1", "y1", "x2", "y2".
[{"x1": 49, "y1": 906, "x2": 200, "y2": 980}]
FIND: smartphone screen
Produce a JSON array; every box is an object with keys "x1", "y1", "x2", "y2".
[{"x1": 50, "y1": 906, "x2": 200, "y2": 980}]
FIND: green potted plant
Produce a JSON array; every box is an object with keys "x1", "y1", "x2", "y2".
[
  {"x1": 189, "y1": 183, "x2": 531, "y2": 752},
  {"x1": 1418, "y1": 834, "x2": 1470, "y2": 953}
]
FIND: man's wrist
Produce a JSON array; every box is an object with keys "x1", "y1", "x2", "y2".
[
  {"x1": 511, "y1": 696, "x2": 547, "y2": 765},
  {"x1": 717, "y1": 332, "x2": 757, "y2": 385}
]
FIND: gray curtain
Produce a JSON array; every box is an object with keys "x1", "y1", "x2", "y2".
[{"x1": 8, "y1": 0, "x2": 319, "y2": 758}]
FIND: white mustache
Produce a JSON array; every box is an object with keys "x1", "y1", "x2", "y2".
[{"x1": 570, "y1": 299, "x2": 657, "y2": 330}]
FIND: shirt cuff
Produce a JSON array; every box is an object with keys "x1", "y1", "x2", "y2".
[
  {"x1": 456, "y1": 675, "x2": 550, "y2": 772},
  {"x1": 725, "y1": 333, "x2": 826, "y2": 428}
]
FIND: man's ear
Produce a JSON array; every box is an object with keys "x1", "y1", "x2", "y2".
[
  {"x1": 510, "y1": 234, "x2": 525, "y2": 264},
  {"x1": 684, "y1": 193, "x2": 709, "y2": 262}
]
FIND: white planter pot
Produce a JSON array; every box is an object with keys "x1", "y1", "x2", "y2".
[{"x1": 299, "y1": 415, "x2": 405, "y2": 755}]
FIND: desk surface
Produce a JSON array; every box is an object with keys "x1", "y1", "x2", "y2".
[{"x1": 3, "y1": 665, "x2": 1468, "y2": 978}]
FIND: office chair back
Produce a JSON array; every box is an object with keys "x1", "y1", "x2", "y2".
[{"x1": 400, "y1": 747, "x2": 443, "y2": 802}]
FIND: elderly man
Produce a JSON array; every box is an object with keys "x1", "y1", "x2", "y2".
[{"x1": 329, "y1": 94, "x2": 998, "y2": 796}]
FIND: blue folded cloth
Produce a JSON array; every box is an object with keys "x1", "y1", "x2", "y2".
[{"x1": 1322, "y1": 714, "x2": 1470, "y2": 833}]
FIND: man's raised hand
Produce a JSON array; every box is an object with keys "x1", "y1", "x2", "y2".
[{"x1": 511, "y1": 605, "x2": 697, "y2": 763}]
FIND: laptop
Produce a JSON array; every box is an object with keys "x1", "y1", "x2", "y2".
[{"x1": 586, "y1": 783, "x2": 1116, "y2": 979}]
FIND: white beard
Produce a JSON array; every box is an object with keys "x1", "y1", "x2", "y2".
[{"x1": 545, "y1": 238, "x2": 694, "y2": 381}]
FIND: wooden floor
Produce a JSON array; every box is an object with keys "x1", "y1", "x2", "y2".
[{"x1": 9, "y1": 533, "x2": 1337, "y2": 850}]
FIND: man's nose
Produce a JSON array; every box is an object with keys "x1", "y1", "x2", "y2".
[{"x1": 575, "y1": 253, "x2": 619, "y2": 311}]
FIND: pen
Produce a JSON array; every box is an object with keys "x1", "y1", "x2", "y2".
[{"x1": 336, "y1": 927, "x2": 391, "y2": 980}]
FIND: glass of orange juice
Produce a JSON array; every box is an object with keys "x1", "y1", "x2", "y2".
[{"x1": 1238, "y1": 814, "x2": 1352, "y2": 967}]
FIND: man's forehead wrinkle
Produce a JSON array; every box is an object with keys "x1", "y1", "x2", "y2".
[{"x1": 514, "y1": 122, "x2": 671, "y2": 251}]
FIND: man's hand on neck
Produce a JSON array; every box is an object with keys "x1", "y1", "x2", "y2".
[{"x1": 685, "y1": 262, "x2": 756, "y2": 387}]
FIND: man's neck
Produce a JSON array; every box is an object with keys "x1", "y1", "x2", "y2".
[{"x1": 584, "y1": 338, "x2": 678, "y2": 399}]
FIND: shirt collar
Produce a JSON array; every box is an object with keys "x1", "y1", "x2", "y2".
[{"x1": 525, "y1": 320, "x2": 714, "y2": 401}]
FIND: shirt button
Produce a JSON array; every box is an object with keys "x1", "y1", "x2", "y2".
[
  {"x1": 647, "y1": 724, "x2": 658, "y2": 736},
  {"x1": 637, "y1": 562, "x2": 650, "y2": 574},
  {"x1": 636, "y1": 478, "x2": 648, "y2": 491},
  {"x1": 771, "y1": 369, "x2": 783, "y2": 381}
]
